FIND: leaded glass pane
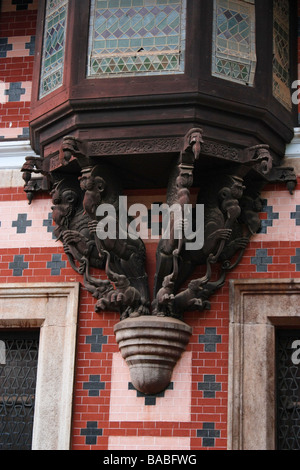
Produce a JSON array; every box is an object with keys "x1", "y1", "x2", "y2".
[
  {"x1": 212, "y1": 0, "x2": 256, "y2": 86},
  {"x1": 273, "y1": 0, "x2": 292, "y2": 110},
  {"x1": 87, "y1": 0, "x2": 186, "y2": 78},
  {"x1": 39, "y1": 0, "x2": 69, "y2": 99},
  {"x1": 0, "y1": 331, "x2": 39, "y2": 450}
]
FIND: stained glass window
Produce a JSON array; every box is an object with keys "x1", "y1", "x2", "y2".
[
  {"x1": 39, "y1": 0, "x2": 69, "y2": 99},
  {"x1": 212, "y1": 0, "x2": 256, "y2": 86},
  {"x1": 273, "y1": 0, "x2": 292, "y2": 110},
  {"x1": 87, "y1": 0, "x2": 186, "y2": 78}
]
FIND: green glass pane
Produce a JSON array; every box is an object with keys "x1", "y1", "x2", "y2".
[
  {"x1": 87, "y1": 0, "x2": 186, "y2": 77},
  {"x1": 39, "y1": 0, "x2": 68, "y2": 98}
]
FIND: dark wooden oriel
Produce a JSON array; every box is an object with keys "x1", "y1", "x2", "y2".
[{"x1": 29, "y1": 0, "x2": 298, "y2": 189}]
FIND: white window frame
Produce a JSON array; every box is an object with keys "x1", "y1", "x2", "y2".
[
  {"x1": 228, "y1": 279, "x2": 300, "y2": 450},
  {"x1": 0, "y1": 283, "x2": 79, "y2": 450}
]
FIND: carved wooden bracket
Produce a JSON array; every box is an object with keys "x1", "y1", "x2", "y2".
[
  {"x1": 22, "y1": 128, "x2": 297, "y2": 319},
  {"x1": 21, "y1": 156, "x2": 51, "y2": 204},
  {"x1": 21, "y1": 128, "x2": 297, "y2": 394}
]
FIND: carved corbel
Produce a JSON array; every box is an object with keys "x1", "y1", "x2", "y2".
[
  {"x1": 243, "y1": 144, "x2": 297, "y2": 194},
  {"x1": 53, "y1": 138, "x2": 143, "y2": 318},
  {"x1": 50, "y1": 176, "x2": 104, "y2": 304},
  {"x1": 153, "y1": 138, "x2": 276, "y2": 320},
  {"x1": 95, "y1": 250, "x2": 144, "y2": 320},
  {"x1": 76, "y1": 163, "x2": 151, "y2": 319},
  {"x1": 264, "y1": 165, "x2": 297, "y2": 194},
  {"x1": 181, "y1": 127, "x2": 204, "y2": 164},
  {"x1": 21, "y1": 156, "x2": 50, "y2": 204},
  {"x1": 22, "y1": 127, "x2": 298, "y2": 396},
  {"x1": 152, "y1": 129, "x2": 204, "y2": 316},
  {"x1": 59, "y1": 135, "x2": 90, "y2": 169},
  {"x1": 28, "y1": 129, "x2": 295, "y2": 323},
  {"x1": 245, "y1": 144, "x2": 273, "y2": 176}
]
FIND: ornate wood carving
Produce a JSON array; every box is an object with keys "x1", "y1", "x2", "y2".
[
  {"x1": 22, "y1": 127, "x2": 297, "y2": 394},
  {"x1": 22, "y1": 129, "x2": 297, "y2": 321},
  {"x1": 25, "y1": 0, "x2": 298, "y2": 395},
  {"x1": 88, "y1": 137, "x2": 182, "y2": 156},
  {"x1": 22, "y1": 128, "x2": 296, "y2": 319},
  {"x1": 21, "y1": 156, "x2": 51, "y2": 204}
]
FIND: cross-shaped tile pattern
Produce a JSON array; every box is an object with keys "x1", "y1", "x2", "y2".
[
  {"x1": 0, "y1": 38, "x2": 13, "y2": 58},
  {"x1": 18, "y1": 128, "x2": 29, "y2": 138},
  {"x1": 25, "y1": 36, "x2": 35, "y2": 56},
  {"x1": 85, "y1": 328, "x2": 108, "y2": 353},
  {"x1": 47, "y1": 253, "x2": 66, "y2": 275},
  {"x1": 9, "y1": 254, "x2": 28, "y2": 276},
  {"x1": 128, "y1": 382, "x2": 173, "y2": 406},
  {"x1": 198, "y1": 375, "x2": 221, "y2": 398},
  {"x1": 43, "y1": 213, "x2": 56, "y2": 239},
  {"x1": 260, "y1": 199, "x2": 279, "y2": 234},
  {"x1": 198, "y1": 327, "x2": 221, "y2": 352},
  {"x1": 12, "y1": 0, "x2": 34, "y2": 11},
  {"x1": 291, "y1": 248, "x2": 300, "y2": 272},
  {"x1": 291, "y1": 205, "x2": 300, "y2": 226},
  {"x1": 80, "y1": 422, "x2": 103, "y2": 445},
  {"x1": 197, "y1": 423, "x2": 220, "y2": 448},
  {"x1": 12, "y1": 213, "x2": 32, "y2": 234},
  {"x1": 251, "y1": 248, "x2": 273, "y2": 272},
  {"x1": 83, "y1": 375, "x2": 105, "y2": 397},
  {"x1": 4, "y1": 82, "x2": 26, "y2": 102}
]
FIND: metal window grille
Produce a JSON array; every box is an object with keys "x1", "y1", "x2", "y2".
[
  {"x1": 0, "y1": 331, "x2": 39, "y2": 450},
  {"x1": 276, "y1": 329, "x2": 300, "y2": 450}
]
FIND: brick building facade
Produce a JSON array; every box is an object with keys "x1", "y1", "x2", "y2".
[{"x1": 1, "y1": 0, "x2": 300, "y2": 451}]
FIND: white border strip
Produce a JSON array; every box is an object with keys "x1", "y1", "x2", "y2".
[
  {"x1": 0, "y1": 127, "x2": 299, "y2": 174},
  {"x1": 285, "y1": 127, "x2": 300, "y2": 158},
  {"x1": 0, "y1": 140, "x2": 39, "y2": 169}
]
